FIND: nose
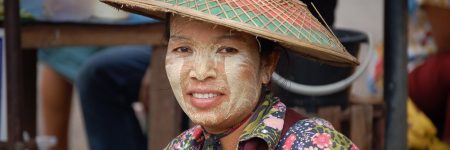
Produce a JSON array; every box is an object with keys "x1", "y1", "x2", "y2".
[{"x1": 189, "y1": 54, "x2": 217, "y2": 81}]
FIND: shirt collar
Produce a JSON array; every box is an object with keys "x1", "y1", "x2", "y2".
[
  {"x1": 165, "y1": 94, "x2": 287, "y2": 150},
  {"x1": 238, "y1": 94, "x2": 286, "y2": 150}
]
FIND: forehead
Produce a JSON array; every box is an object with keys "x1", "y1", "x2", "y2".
[{"x1": 169, "y1": 16, "x2": 255, "y2": 42}]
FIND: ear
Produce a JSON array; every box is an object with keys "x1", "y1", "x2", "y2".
[{"x1": 261, "y1": 48, "x2": 280, "y2": 84}]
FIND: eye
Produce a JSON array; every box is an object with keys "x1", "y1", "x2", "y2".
[
  {"x1": 218, "y1": 47, "x2": 238, "y2": 54},
  {"x1": 173, "y1": 47, "x2": 192, "y2": 53}
]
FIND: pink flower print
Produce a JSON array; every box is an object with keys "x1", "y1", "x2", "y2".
[
  {"x1": 263, "y1": 115, "x2": 284, "y2": 131},
  {"x1": 271, "y1": 102, "x2": 286, "y2": 111},
  {"x1": 351, "y1": 144, "x2": 359, "y2": 150},
  {"x1": 273, "y1": 101, "x2": 284, "y2": 107},
  {"x1": 283, "y1": 134, "x2": 296, "y2": 150},
  {"x1": 173, "y1": 142, "x2": 181, "y2": 149},
  {"x1": 192, "y1": 127, "x2": 203, "y2": 140},
  {"x1": 312, "y1": 133, "x2": 332, "y2": 149},
  {"x1": 181, "y1": 133, "x2": 187, "y2": 140}
]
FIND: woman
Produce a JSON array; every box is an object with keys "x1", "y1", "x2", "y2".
[{"x1": 102, "y1": 0, "x2": 359, "y2": 149}]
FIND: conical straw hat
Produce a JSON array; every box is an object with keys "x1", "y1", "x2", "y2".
[{"x1": 102, "y1": 0, "x2": 359, "y2": 66}]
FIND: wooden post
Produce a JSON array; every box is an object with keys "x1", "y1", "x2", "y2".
[
  {"x1": 5, "y1": 0, "x2": 38, "y2": 149},
  {"x1": 317, "y1": 106, "x2": 342, "y2": 131},
  {"x1": 350, "y1": 105, "x2": 373, "y2": 150},
  {"x1": 148, "y1": 46, "x2": 183, "y2": 150}
]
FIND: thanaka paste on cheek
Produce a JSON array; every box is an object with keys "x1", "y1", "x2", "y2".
[
  {"x1": 223, "y1": 50, "x2": 261, "y2": 122},
  {"x1": 167, "y1": 16, "x2": 263, "y2": 133},
  {"x1": 165, "y1": 54, "x2": 185, "y2": 112},
  {"x1": 171, "y1": 43, "x2": 234, "y2": 130}
]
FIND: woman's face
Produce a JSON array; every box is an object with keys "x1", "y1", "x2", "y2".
[{"x1": 166, "y1": 16, "x2": 276, "y2": 133}]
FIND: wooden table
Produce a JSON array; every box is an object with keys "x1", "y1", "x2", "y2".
[{"x1": 5, "y1": 22, "x2": 183, "y2": 150}]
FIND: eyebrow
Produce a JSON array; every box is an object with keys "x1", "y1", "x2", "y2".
[
  {"x1": 169, "y1": 35, "x2": 191, "y2": 41},
  {"x1": 215, "y1": 33, "x2": 249, "y2": 43}
]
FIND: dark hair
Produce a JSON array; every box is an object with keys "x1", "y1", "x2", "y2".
[
  {"x1": 164, "y1": 13, "x2": 172, "y2": 43},
  {"x1": 257, "y1": 37, "x2": 280, "y2": 59}
]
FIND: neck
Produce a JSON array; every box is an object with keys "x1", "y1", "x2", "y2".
[{"x1": 219, "y1": 118, "x2": 250, "y2": 150}]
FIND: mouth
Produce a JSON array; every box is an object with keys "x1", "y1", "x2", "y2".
[
  {"x1": 192, "y1": 93, "x2": 221, "y2": 99},
  {"x1": 186, "y1": 90, "x2": 226, "y2": 109}
]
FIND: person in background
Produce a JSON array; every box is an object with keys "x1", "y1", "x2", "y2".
[
  {"x1": 76, "y1": 45, "x2": 151, "y2": 150},
  {"x1": 408, "y1": 2, "x2": 450, "y2": 144},
  {"x1": 39, "y1": 45, "x2": 151, "y2": 150},
  {"x1": 29, "y1": 0, "x2": 155, "y2": 149},
  {"x1": 39, "y1": 47, "x2": 100, "y2": 150}
]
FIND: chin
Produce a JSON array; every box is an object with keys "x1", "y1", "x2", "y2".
[
  {"x1": 187, "y1": 110, "x2": 228, "y2": 126},
  {"x1": 187, "y1": 107, "x2": 251, "y2": 133},
  {"x1": 180, "y1": 94, "x2": 258, "y2": 131}
]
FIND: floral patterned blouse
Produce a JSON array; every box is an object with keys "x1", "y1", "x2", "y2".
[{"x1": 165, "y1": 95, "x2": 359, "y2": 150}]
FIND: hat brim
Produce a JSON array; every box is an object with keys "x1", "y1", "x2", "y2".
[{"x1": 102, "y1": 0, "x2": 359, "y2": 66}]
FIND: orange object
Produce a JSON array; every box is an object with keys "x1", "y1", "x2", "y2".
[{"x1": 423, "y1": 5, "x2": 450, "y2": 51}]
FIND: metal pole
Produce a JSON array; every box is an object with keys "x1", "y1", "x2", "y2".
[{"x1": 384, "y1": 0, "x2": 408, "y2": 149}]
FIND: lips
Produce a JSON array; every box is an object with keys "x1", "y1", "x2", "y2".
[{"x1": 186, "y1": 89, "x2": 226, "y2": 109}]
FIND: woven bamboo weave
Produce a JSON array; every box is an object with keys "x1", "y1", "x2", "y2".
[{"x1": 102, "y1": 0, "x2": 359, "y2": 66}]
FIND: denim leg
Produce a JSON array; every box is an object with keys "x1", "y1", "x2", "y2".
[{"x1": 76, "y1": 45, "x2": 151, "y2": 150}]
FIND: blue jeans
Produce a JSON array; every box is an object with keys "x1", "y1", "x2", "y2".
[{"x1": 76, "y1": 45, "x2": 151, "y2": 150}]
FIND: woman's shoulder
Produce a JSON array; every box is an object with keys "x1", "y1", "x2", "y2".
[
  {"x1": 165, "y1": 125, "x2": 204, "y2": 150},
  {"x1": 277, "y1": 118, "x2": 359, "y2": 150}
]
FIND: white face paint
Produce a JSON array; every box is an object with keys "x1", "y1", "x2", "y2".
[{"x1": 165, "y1": 16, "x2": 273, "y2": 133}]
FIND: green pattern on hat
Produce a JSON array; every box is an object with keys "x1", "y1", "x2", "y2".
[
  {"x1": 157, "y1": 0, "x2": 339, "y2": 50},
  {"x1": 101, "y1": 0, "x2": 360, "y2": 66}
]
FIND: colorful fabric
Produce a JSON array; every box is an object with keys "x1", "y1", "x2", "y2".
[
  {"x1": 38, "y1": 47, "x2": 101, "y2": 82},
  {"x1": 165, "y1": 95, "x2": 358, "y2": 150},
  {"x1": 409, "y1": 53, "x2": 450, "y2": 143},
  {"x1": 278, "y1": 118, "x2": 357, "y2": 150}
]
